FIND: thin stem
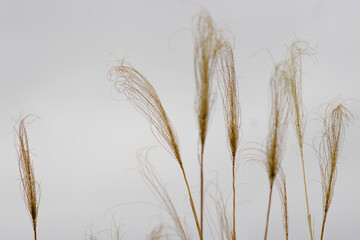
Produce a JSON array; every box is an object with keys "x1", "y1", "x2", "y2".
[
  {"x1": 299, "y1": 146, "x2": 314, "y2": 240},
  {"x1": 264, "y1": 183, "x2": 274, "y2": 240},
  {"x1": 320, "y1": 210, "x2": 328, "y2": 240},
  {"x1": 180, "y1": 166, "x2": 202, "y2": 239},
  {"x1": 320, "y1": 169, "x2": 334, "y2": 240},
  {"x1": 200, "y1": 145, "x2": 204, "y2": 239},
  {"x1": 34, "y1": 226, "x2": 37, "y2": 240},
  {"x1": 232, "y1": 156, "x2": 236, "y2": 240}
]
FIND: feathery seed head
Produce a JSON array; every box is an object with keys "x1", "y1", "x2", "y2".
[
  {"x1": 15, "y1": 115, "x2": 40, "y2": 235},
  {"x1": 217, "y1": 42, "x2": 241, "y2": 161},
  {"x1": 319, "y1": 100, "x2": 354, "y2": 213},
  {"x1": 284, "y1": 40, "x2": 315, "y2": 147},
  {"x1": 108, "y1": 63, "x2": 182, "y2": 166},
  {"x1": 266, "y1": 63, "x2": 289, "y2": 185},
  {"x1": 194, "y1": 10, "x2": 225, "y2": 147}
]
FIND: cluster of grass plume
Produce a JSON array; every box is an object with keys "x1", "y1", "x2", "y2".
[
  {"x1": 9, "y1": 9, "x2": 356, "y2": 240},
  {"x1": 107, "y1": 9, "x2": 357, "y2": 239},
  {"x1": 317, "y1": 101, "x2": 354, "y2": 240},
  {"x1": 14, "y1": 115, "x2": 40, "y2": 240}
]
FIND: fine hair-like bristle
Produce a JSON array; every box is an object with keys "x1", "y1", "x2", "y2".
[{"x1": 138, "y1": 149, "x2": 188, "y2": 240}]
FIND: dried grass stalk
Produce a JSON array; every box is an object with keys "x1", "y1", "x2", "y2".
[
  {"x1": 217, "y1": 42, "x2": 241, "y2": 240},
  {"x1": 318, "y1": 101, "x2": 354, "y2": 240},
  {"x1": 15, "y1": 115, "x2": 40, "y2": 240},
  {"x1": 109, "y1": 63, "x2": 181, "y2": 164},
  {"x1": 194, "y1": 10, "x2": 224, "y2": 236},
  {"x1": 108, "y1": 63, "x2": 201, "y2": 238},
  {"x1": 283, "y1": 39, "x2": 315, "y2": 240},
  {"x1": 275, "y1": 168, "x2": 288, "y2": 240},
  {"x1": 264, "y1": 63, "x2": 289, "y2": 240}
]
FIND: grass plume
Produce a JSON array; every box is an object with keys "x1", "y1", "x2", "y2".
[
  {"x1": 15, "y1": 115, "x2": 40, "y2": 240},
  {"x1": 217, "y1": 41, "x2": 241, "y2": 240},
  {"x1": 264, "y1": 63, "x2": 289, "y2": 240},
  {"x1": 194, "y1": 10, "x2": 224, "y2": 236},
  {"x1": 318, "y1": 101, "x2": 354, "y2": 240},
  {"x1": 108, "y1": 62, "x2": 201, "y2": 238},
  {"x1": 283, "y1": 39, "x2": 315, "y2": 240}
]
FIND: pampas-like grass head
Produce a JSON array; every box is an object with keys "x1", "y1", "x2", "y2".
[
  {"x1": 194, "y1": 10, "x2": 224, "y2": 236},
  {"x1": 15, "y1": 115, "x2": 40, "y2": 240},
  {"x1": 318, "y1": 100, "x2": 354, "y2": 240},
  {"x1": 284, "y1": 39, "x2": 315, "y2": 147},
  {"x1": 266, "y1": 64, "x2": 289, "y2": 186},
  {"x1": 109, "y1": 61, "x2": 201, "y2": 238},
  {"x1": 217, "y1": 41, "x2": 241, "y2": 161},
  {"x1": 194, "y1": 10, "x2": 224, "y2": 146},
  {"x1": 108, "y1": 62, "x2": 182, "y2": 166},
  {"x1": 216, "y1": 41, "x2": 241, "y2": 240},
  {"x1": 283, "y1": 39, "x2": 315, "y2": 240},
  {"x1": 264, "y1": 63, "x2": 289, "y2": 240}
]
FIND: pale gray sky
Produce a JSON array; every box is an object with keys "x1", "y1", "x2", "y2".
[{"x1": 1, "y1": 0, "x2": 359, "y2": 239}]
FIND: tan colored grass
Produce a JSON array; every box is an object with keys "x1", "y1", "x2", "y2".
[
  {"x1": 204, "y1": 178, "x2": 232, "y2": 240},
  {"x1": 147, "y1": 226, "x2": 167, "y2": 240},
  {"x1": 275, "y1": 168, "x2": 288, "y2": 240},
  {"x1": 216, "y1": 41, "x2": 241, "y2": 240},
  {"x1": 193, "y1": 10, "x2": 224, "y2": 236},
  {"x1": 85, "y1": 217, "x2": 124, "y2": 240},
  {"x1": 264, "y1": 63, "x2": 289, "y2": 240},
  {"x1": 108, "y1": 62, "x2": 201, "y2": 238},
  {"x1": 15, "y1": 115, "x2": 40, "y2": 240},
  {"x1": 138, "y1": 149, "x2": 188, "y2": 240},
  {"x1": 318, "y1": 101, "x2": 354, "y2": 240},
  {"x1": 108, "y1": 63, "x2": 181, "y2": 164},
  {"x1": 283, "y1": 39, "x2": 315, "y2": 240}
]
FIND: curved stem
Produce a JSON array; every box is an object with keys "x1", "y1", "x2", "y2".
[
  {"x1": 320, "y1": 210, "x2": 328, "y2": 240},
  {"x1": 34, "y1": 226, "x2": 37, "y2": 240},
  {"x1": 264, "y1": 183, "x2": 274, "y2": 240},
  {"x1": 200, "y1": 145, "x2": 204, "y2": 239},
  {"x1": 180, "y1": 166, "x2": 202, "y2": 239},
  {"x1": 232, "y1": 157, "x2": 236, "y2": 240},
  {"x1": 300, "y1": 147, "x2": 314, "y2": 240}
]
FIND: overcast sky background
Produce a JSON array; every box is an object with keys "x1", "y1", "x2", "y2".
[{"x1": 1, "y1": 0, "x2": 359, "y2": 239}]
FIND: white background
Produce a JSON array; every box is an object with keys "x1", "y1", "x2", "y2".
[{"x1": 1, "y1": 0, "x2": 359, "y2": 239}]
